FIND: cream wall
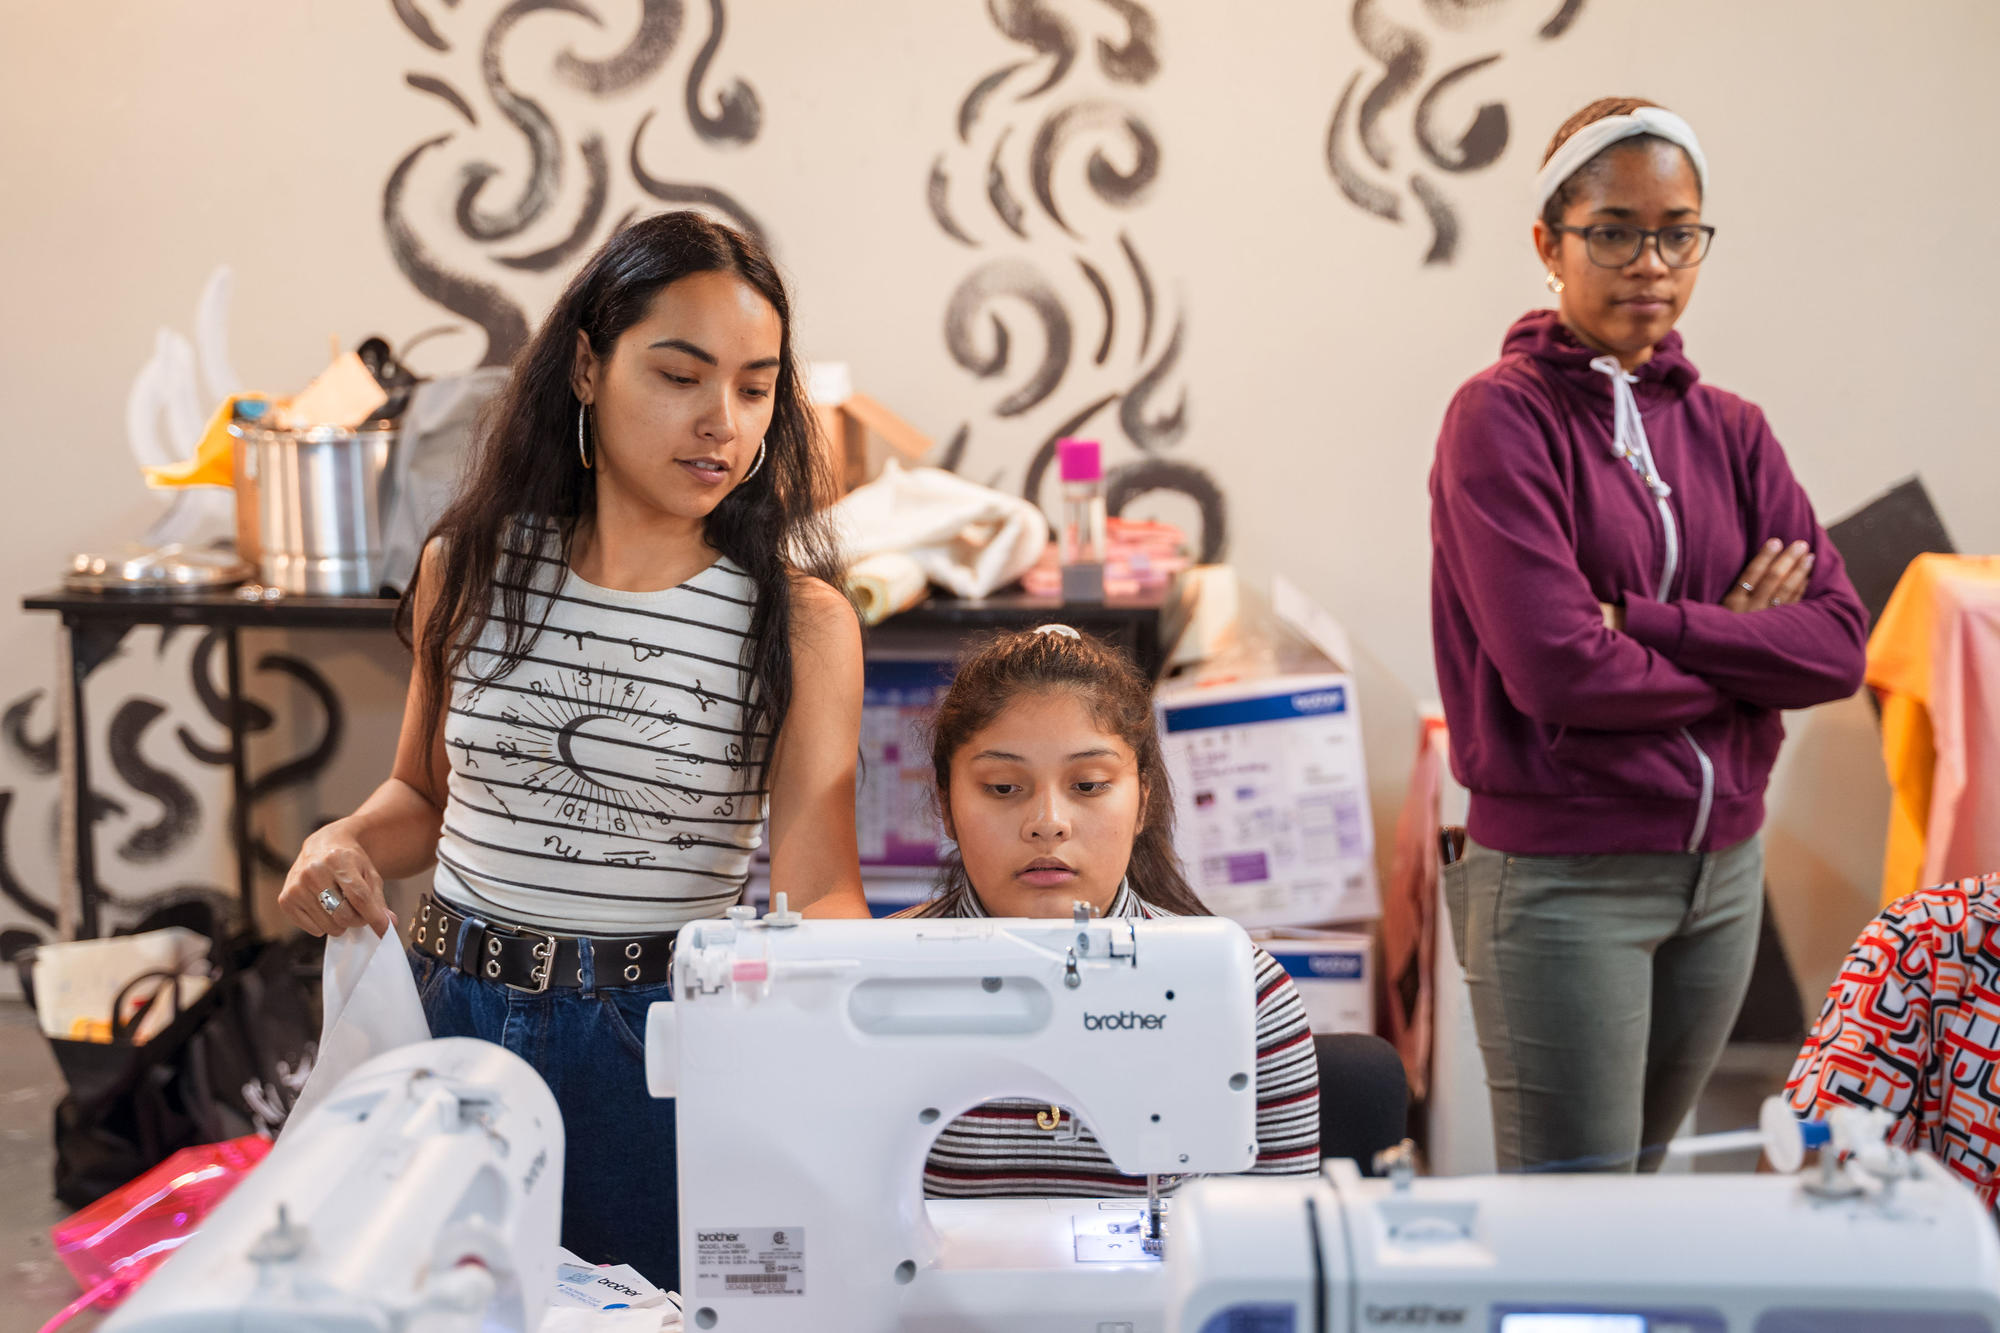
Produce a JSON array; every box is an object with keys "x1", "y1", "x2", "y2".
[{"x1": 3, "y1": 0, "x2": 1995, "y2": 1005}]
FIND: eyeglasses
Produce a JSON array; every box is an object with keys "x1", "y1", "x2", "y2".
[{"x1": 1551, "y1": 223, "x2": 1716, "y2": 269}]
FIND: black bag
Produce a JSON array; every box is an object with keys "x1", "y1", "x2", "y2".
[{"x1": 46, "y1": 938, "x2": 321, "y2": 1207}]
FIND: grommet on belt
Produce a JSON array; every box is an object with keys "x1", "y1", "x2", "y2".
[
  {"x1": 487, "y1": 937, "x2": 502, "y2": 956},
  {"x1": 626, "y1": 942, "x2": 642, "y2": 959},
  {"x1": 486, "y1": 959, "x2": 501, "y2": 978},
  {"x1": 625, "y1": 965, "x2": 640, "y2": 981},
  {"x1": 415, "y1": 926, "x2": 427, "y2": 945}
]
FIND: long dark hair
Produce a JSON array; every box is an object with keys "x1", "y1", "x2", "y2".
[
  {"x1": 397, "y1": 211, "x2": 841, "y2": 797},
  {"x1": 918, "y1": 628, "x2": 1209, "y2": 917}
]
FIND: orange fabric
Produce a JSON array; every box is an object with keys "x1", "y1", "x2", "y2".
[{"x1": 1867, "y1": 554, "x2": 2000, "y2": 905}]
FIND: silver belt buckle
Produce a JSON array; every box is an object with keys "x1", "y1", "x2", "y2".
[{"x1": 502, "y1": 927, "x2": 557, "y2": 994}]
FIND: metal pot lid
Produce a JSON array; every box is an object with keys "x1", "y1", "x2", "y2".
[{"x1": 64, "y1": 543, "x2": 254, "y2": 593}]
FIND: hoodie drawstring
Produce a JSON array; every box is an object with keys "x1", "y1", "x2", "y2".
[
  {"x1": 1588, "y1": 355, "x2": 1713, "y2": 851},
  {"x1": 1589, "y1": 353, "x2": 1680, "y2": 602},
  {"x1": 1588, "y1": 355, "x2": 1670, "y2": 501}
]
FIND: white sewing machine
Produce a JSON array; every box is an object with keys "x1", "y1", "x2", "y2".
[
  {"x1": 103, "y1": 1037, "x2": 564, "y2": 1333},
  {"x1": 1168, "y1": 1104, "x2": 2000, "y2": 1331},
  {"x1": 648, "y1": 901, "x2": 1261, "y2": 1332},
  {"x1": 655, "y1": 900, "x2": 2000, "y2": 1333}
]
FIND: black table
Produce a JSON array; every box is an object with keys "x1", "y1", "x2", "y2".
[
  {"x1": 21, "y1": 589, "x2": 400, "y2": 938},
  {"x1": 874, "y1": 587, "x2": 1168, "y2": 675},
  {"x1": 21, "y1": 583, "x2": 1166, "y2": 940}
]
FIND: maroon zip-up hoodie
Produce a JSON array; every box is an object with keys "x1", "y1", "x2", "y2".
[{"x1": 1430, "y1": 310, "x2": 1867, "y2": 856}]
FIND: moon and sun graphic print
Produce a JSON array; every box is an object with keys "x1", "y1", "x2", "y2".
[{"x1": 435, "y1": 556, "x2": 765, "y2": 925}]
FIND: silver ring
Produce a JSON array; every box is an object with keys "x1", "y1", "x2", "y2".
[
  {"x1": 1738, "y1": 581, "x2": 1754, "y2": 593},
  {"x1": 318, "y1": 889, "x2": 343, "y2": 914}
]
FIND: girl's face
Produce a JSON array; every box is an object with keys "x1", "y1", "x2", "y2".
[
  {"x1": 1533, "y1": 139, "x2": 1704, "y2": 370},
  {"x1": 572, "y1": 269, "x2": 782, "y2": 523},
  {"x1": 944, "y1": 690, "x2": 1146, "y2": 919}
]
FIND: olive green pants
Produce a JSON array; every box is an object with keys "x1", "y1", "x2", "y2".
[{"x1": 1443, "y1": 834, "x2": 1764, "y2": 1172}]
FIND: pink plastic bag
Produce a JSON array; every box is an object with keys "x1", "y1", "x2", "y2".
[{"x1": 49, "y1": 1134, "x2": 272, "y2": 1318}]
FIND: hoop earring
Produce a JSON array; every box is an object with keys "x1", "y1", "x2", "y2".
[
  {"x1": 1545, "y1": 272, "x2": 1565, "y2": 295},
  {"x1": 576, "y1": 403, "x2": 593, "y2": 471},
  {"x1": 741, "y1": 438, "x2": 767, "y2": 482}
]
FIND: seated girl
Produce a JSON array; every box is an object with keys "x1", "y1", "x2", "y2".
[
  {"x1": 1786, "y1": 871, "x2": 2000, "y2": 1210},
  {"x1": 897, "y1": 625, "x2": 1321, "y2": 1195}
]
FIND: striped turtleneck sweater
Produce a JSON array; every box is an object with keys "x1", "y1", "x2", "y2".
[{"x1": 895, "y1": 882, "x2": 1321, "y2": 1196}]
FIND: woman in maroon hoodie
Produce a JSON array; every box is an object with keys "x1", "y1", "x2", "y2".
[{"x1": 1430, "y1": 97, "x2": 1867, "y2": 1172}]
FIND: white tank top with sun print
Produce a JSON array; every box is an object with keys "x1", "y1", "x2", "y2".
[{"x1": 431, "y1": 527, "x2": 766, "y2": 934}]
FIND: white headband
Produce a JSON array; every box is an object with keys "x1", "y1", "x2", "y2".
[{"x1": 1533, "y1": 107, "x2": 1708, "y2": 216}]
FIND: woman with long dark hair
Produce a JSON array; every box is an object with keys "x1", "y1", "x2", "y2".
[
  {"x1": 276, "y1": 211, "x2": 867, "y2": 1283},
  {"x1": 1430, "y1": 99, "x2": 1866, "y2": 1173}
]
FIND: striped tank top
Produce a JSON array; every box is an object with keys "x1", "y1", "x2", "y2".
[{"x1": 431, "y1": 535, "x2": 767, "y2": 935}]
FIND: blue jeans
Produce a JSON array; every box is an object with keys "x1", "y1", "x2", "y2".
[{"x1": 409, "y1": 947, "x2": 680, "y2": 1287}]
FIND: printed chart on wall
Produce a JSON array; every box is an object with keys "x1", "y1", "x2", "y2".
[{"x1": 1158, "y1": 676, "x2": 1378, "y2": 928}]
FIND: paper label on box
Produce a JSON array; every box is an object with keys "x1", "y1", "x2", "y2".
[
  {"x1": 1160, "y1": 676, "x2": 1379, "y2": 926},
  {"x1": 694, "y1": 1227, "x2": 806, "y2": 1297}
]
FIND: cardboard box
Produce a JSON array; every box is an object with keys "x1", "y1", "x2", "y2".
[
  {"x1": 1157, "y1": 672, "x2": 1380, "y2": 927},
  {"x1": 808, "y1": 363, "x2": 932, "y2": 496},
  {"x1": 1252, "y1": 928, "x2": 1374, "y2": 1035}
]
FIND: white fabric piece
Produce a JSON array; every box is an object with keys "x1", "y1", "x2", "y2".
[
  {"x1": 830, "y1": 459, "x2": 1049, "y2": 601},
  {"x1": 30, "y1": 927, "x2": 211, "y2": 1041},
  {"x1": 283, "y1": 924, "x2": 431, "y2": 1132},
  {"x1": 1533, "y1": 107, "x2": 1708, "y2": 214}
]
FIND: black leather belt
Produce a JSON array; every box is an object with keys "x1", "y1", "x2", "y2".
[{"x1": 414, "y1": 894, "x2": 676, "y2": 992}]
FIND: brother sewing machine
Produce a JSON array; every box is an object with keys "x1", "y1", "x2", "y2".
[
  {"x1": 1168, "y1": 1099, "x2": 2000, "y2": 1332},
  {"x1": 102, "y1": 1037, "x2": 563, "y2": 1333},
  {"x1": 648, "y1": 899, "x2": 1262, "y2": 1332}
]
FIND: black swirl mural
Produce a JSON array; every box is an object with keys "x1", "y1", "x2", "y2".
[
  {"x1": 385, "y1": 0, "x2": 767, "y2": 367},
  {"x1": 929, "y1": 0, "x2": 1225, "y2": 562},
  {"x1": 1327, "y1": 0, "x2": 1589, "y2": 265},
  {"x1": 0, "y1": 630, "x2": 347, "y2": 960}
]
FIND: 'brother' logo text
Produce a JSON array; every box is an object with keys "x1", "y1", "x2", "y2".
[{"x1": 1082, "y1": 1012, "x2": 1167, "y2": 1031}]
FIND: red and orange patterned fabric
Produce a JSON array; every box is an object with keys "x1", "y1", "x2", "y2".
[{"x1": 1786, "y1": 873, "x2": 2000, "y2": 1209}]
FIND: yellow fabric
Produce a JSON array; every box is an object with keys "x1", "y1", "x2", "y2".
[
  {"x1": 141, "y1": 395, "x2": 260, "y2": 489},
  {"x1": 1868, "y1": 554, "x2": 2000, "y2": 905},
  {"x1": 1876, "y1": 691, "x2": 1936, "y2": 908}
]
